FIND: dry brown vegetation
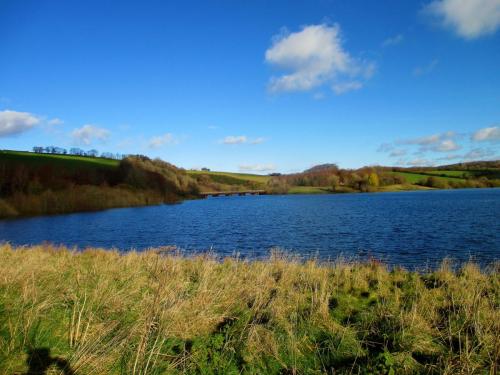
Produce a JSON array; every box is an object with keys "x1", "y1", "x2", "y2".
[
  {"x1": 0, "y1": 244, "x2": 498, "y2": 374},
  {"x1": 0, "y1": 155, "x2": 199, "y2": 218}
]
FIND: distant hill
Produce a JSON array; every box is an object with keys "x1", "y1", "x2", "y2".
[
  {"x1": 434, "y1": 160, "x2": 500, "y2": 170},
  {"x1": 303, "y1": 163, "x2": 339, "y2": 173}
]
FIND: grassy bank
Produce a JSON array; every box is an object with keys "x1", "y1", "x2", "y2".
[{"x1": 0, "y1": 245, "x2": 498, "y2": 374}]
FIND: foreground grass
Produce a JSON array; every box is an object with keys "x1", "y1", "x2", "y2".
[{"x1": 0, "y1": 245, "x2": 498, "y2": 374}]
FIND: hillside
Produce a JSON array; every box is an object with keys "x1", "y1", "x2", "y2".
[
  {"x1": 0, "y1": 151, "x2": 199, "y2": 218},
  {"x1": 187, "y1": 170, "x2": 269, "y2": 192}
]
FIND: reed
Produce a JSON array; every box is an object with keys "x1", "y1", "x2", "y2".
[{"x1": 0, "y1": 244, "x2": 498, "y2": 374}]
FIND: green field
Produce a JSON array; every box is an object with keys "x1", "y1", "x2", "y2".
[
  {"x1": 187, "y1": 170, "x2": 271, "y2": 184},
  {"x1": 422, "y1": 170, "x2": 470, "y2": 178},
  {"x1": 390, "y1": 171, "x2": 461, "y2": 184},
  {"x1": 0, "y1": 150, "x2": 119, "y2": 169}
]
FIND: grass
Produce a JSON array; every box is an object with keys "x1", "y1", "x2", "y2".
[
  {"x1": 187, "y1": 170, "x2": 271, "y2": 184},
  {"x1": 389, "y1": 172, "x2": 461, "y2": 184},
  {"x1": 423, "y1": 170, "x2": 471, "y2": 178},
  {"x1": 0, "y1": 150, "x2": 119, "y2": 169},
  {"x1": 288, "y1": 186, "x2": 332, "y2": 194},
  {"x1": 377, "y1": 184, "x2": 434, "y2": 192},
  {"x1": 0, "y1": 244, "x2": 498, "y2": 374}
]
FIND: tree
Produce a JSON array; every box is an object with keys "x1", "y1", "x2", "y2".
[
  {"x1": 368, "y1": 172, "x2": 380, "y2": 187},
  {"x1": 330, "y1": 175, "x2": 340, "y2": 192}
]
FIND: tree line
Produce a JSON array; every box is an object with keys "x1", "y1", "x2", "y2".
[{"x1": 32, "y1": 146, "x2": 124, "y2": 160}]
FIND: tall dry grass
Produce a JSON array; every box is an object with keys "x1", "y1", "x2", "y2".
[{"x1": 0, "y1": 244, "x2": 498, "y2": 374}]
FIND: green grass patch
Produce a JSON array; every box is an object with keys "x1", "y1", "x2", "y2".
[
  {"x1": 187, "y1": 170, "x2": 270, "y2": 184},
  {"x1": 423, "y1": 170, "x2": 471, "y2": 178},
  {"x1": 389, "y1": 171, "x2": 459, "y2": 184},
  {"x1": 0, "y1": 150, "x2": 119, "y2": 169}
]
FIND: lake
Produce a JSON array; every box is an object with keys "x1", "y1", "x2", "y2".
[{"x1": 1, "y1": 188, "x2": 499, "y2": 268}]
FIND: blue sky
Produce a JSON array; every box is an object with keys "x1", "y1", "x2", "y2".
[{"x1": 1, "y1": 0, "x2": 499, "y2": 173}]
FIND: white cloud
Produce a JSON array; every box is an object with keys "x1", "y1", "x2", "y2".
[
  {"x1": 220, "y1": 135, "x2": 266, "y2": 145},
  {"x1": 48, "y1": 118, "x2": 64, "y2": 126},
  {"x1": 332, "y1": 81, "x2": 363, "y2": 95},
  {"x1": 431, "y1": 139, "x2": 461, "y2": 152},
  {"x1": 148, "y1": 133, "x2": 175, "y2": 149},
  {"x1": 0, "y1": 110, "x2": 40, "y2": 137},
  {"x1": 438, "y1": 147, "x2": 497, "y2": 161},
  {"x1": 221, "y1": 135, "x2": 247, "y2": 145},
  {"x1": 71, "y1": 124, "x2": 110, "y2": 145},
  {"x1": 424, "y1": 0, "x2": 500, "y2": 39},
  {"x1": 399, "y1": 131, "x2": 456, "y2": 146},
  {"x1": 472, "y1": 126, "x2": 500, "y2": 142},
  {"x1": 238, "y1": 164, "x2": 276, "y2": 172},
  {"x1": 413, "y1": 59, "x2": 439, "y2": 76},
  {"x1": 382, "y1": 34, "x2": 404, "y2": 47},
  {"x1": 265, "y1": 24, "x2": 374, "y2": 93}
]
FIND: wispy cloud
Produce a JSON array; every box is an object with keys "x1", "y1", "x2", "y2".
[
  {"x1": 332, "y1": 81, "x2": 363, "y2": 95},
  {"x1": 148, "y1": 133, "x2": 176, "y2": 149},
  {"x1": 397, "y1": 131, "x2": 457, "y2": 147},
  {"x1": 382, "y1": 34, "x2": 404, "y2": 47},
  {"x1": 406, "y1": 158, "x2": 434, "y2": 166},
  {"x1": 220, "y1": 135, "x2": 266, "y2": 145},
  {"x1": 47, "y1": 118, "x2": 64, "y2": 126},
  {"x1": 238, "y1": 164, "x2": 276, "y2": 172},
  {"x1": 438, "y1": 148, "x2": 497, "y2": 161},
  {"x1": 423, "y1": 0, "x2": 500, "y2": 39},
  {"x1": 0, "y1": 110, "x2": 40, "y2": 137},
  {"x1": 221, "y1": 135, "x2": 247, "y2": 145},
  {"x1": 471, "y1": 126, "x2": 500, "y2": 142},
  {"x1": 249, "y1": 137, "x2": 266, "y2": 144},
  {"x1": 430, "y1": 139, "x2": 461, "y2": 152},
  {"x1": 389, "y1": 149, "x2": 407, "y2": 157},
  {"x1": 265, "y1": 23, "x2": 374, "y2": 94},
  {"x1": 71, "y1": 124, "x2": 110, "y2": 145},
  {"x1": 413, "y1": 59, "x2": 439, "y2": 76},
  {"x1": 377, "y1": 142, "x2": 394, "y2": 153},
  {"x1": 381, "y1": 127, "x2": 498, "y2": 165}
]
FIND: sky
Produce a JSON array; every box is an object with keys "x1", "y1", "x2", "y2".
[{"x1": 1, "y1": 0, "x2": 499, "y2": 173}]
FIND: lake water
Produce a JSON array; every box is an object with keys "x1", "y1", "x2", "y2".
[{"x1": 1, "y1": 189, "x2": 499, "y2": 268}]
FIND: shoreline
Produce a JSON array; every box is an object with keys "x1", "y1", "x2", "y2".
[{"x1": 3, "y1": 185, "x2": 499, "y2": 221}]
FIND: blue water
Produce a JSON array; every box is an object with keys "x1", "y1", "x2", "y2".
[{"x1": 0, "y1": 189, "x2": 499, "y2": 268}]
